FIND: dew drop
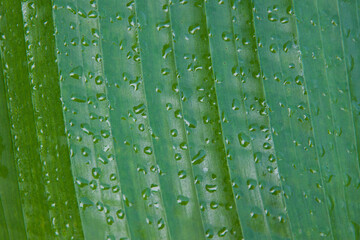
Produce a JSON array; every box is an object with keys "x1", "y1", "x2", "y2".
[
  {"x1": 144, "y1": 146, "x2": 153, "y2": 155},
  {"x1": 238, "y1": 133, "x2": 250, "y2": 148},
  {"x1": 177, "y1": 195, "x2": 189, "y2": 205},
  {"x1": 205, "y1": 184, "x2": 217, "y2": 193},
  {"x1": 188, "y1": 24, "x2": 200, "y2": 35},
  {"x1": 192, "y1": 150, "x2": 206, "y2": 165}
]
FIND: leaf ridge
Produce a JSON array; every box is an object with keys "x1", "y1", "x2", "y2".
[
  {"x1": 202, "y1": 3, "x2": 245, "y2": 239},
  {"x1": 290, "y1": 0, "x2": 335, "y2": 238},
  {"x1": 168, "y1": 1, "x2": 243, "y2": 238},
  {"x1": 88, "y1": 0, "x2": 132, "y2": 237},
  {"x1": 166, "y1": 2, "x2": 208, "y2": 238},
  {"x1": 250, "y1": 0, "x2": 332, "y2": 237},
  {"x1": 231, "y1": 1, "x2": 293, "y2": 238},
  {"x1": 335, "y1": 0, "x2": 360, "y2": 171},
  {"x1": 132, "y1": 1, "x2": 172, "y2": 239},
  {"x1": 134, "y1": 0, "x2": 207, "y2": 238}
]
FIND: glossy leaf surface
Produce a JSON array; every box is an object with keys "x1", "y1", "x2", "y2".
[{"x1": 0, "y1": 0, "x2": 359, "y2": 239}]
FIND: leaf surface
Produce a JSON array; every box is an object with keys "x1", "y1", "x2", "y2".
[{"x1": 1, "y1": 0, "x2": 360, "y2": 239}]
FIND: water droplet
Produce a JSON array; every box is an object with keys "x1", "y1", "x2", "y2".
[
  {"x1": 238, "y1": 133, "x2": 250, "y2": 147},
  {"x1": 96, "y1": 201, "x2": 104, "y2": 211},
  {"x1": 247, "y1": 179, "x2": 257, "y2": 190},
  {"x1": 161, "y1": 68, "x2": 170, "y2": 75},
  {"x1": 66, "y1": 4, "x2": 77, "y2": 14},
  {"x1": 71, "y1": 96, "x2": 86, "y2": 103},
  {"x1": 192, "y1": 150, "x2": 206, "y2": 165},
  {"x1": 218, "y1": 227, "x2": 228, "y2": 237},
  {"x1": 280, "y1": 17, "x2": 289, "y2": 24},
  {"x1": 95, "y1": 75, "x2": 103, "y2": 85},
  {"x1": 210, "y1": 201, "x2": 219, "y2": 209},
  {"x1": 177, "y1": 195, "x2": 189, "y2": 205},
  {"x1": 69, "y1": 66, "x2": 82, "y2": 79},
  {"x1": 254, "y1": 152, "x2": 262, "y2": 163},
  {"x1": 188, "y1": 24, "x2": 200, "y2": 35},
  {"x1": 263, "y1": 142, "x2": 272, "y2": 149},
  {"x1": 180, "y1": 142, "x2": 188, "y2": 150},
  {"x1": 144, "y1": 146, "x2": 153, "y2": 155},
  {"x1": 101, "y1": 130, "x2": 110, "y2": 138},
  {"x1": 110, "y1": 174, "x2": 117, "y2": 181},
  {"x1": 88, "y1": 10, "x2": 98, "y2": 18},
  {"x1": 175, "y1": 153, "x2": 182, "y2": 161},
  {"x1": 157, "y1": 218, "x2": 165, "y2": 230},
  {"x1": 92, "y1": 168, "x2": 101, "y2": 179},
  {"x1": 75, "y1": 177, "x2": 88, "y2": 187},
  {"x1": 178, "y1": 170, "x2": 186, "y2": 179},
  {"x1": 162, "y1": 44, "x2": 172, "y2": 59},
  {"x1": 205, "y1": 229, "x2": 214, "y2": 238},
  {"x1": 269, "y1": 186, "x2": 281, "y2": 195},
  {"x1": 79, "y1": 197, "x2": 93, "y2": 210},
  {"x1": 268, "y1": 13, "x2": 278, "y2": 22},
  {"x1": 170, "y1": 129, "x2": 178, "y2": 137},
  {"x1": 156, "y1": 21, "x2": 170, "y2": 31},
  {"x1": 138, "y1": 124, "x2": 145, "y2": 131},
  {"x1": 106, "y1": 216, "x2": 114, "y2": 225},
  {"x1": 81, "y1": 147, "x2": 90, "y2": 157},
  {"x1": 232, "y1": 98, "x2": 241, "y2": 110},
  {"x1": 205, "y1": 184, "x2": 217, "y2": 193},
  {"x1": 222, "y1": 32, "x2": 232, "y2": 41},
  {"x1": 142, "y1": 188, "x2": 151, "y2": 200},
  {"x1": 133, "y1": 103, "x2": 145, "y2": 114},
  {"x1": 270, "y1": 44, "x2": 277, "y2": 53},
  {"x1": 116, "y1": 209, "x2": 125, "y2": 219}
]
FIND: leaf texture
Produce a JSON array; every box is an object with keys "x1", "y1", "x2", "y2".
[{"x1": 0, "y1": 0, "x2": 360, "y2": 239}]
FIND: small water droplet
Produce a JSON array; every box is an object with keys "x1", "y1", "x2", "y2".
[
  {"x1": 88, "y1": 10, "x2": 98, "y2": 18},
  {"x1": 192, "y1": 150, "x2": 206, "y2": 165},
  {"x1": 232, "y1": 98, "x2": 241, "y2": 110},
  {"x1": 238, "y1": 133, "x2": 250, "y2": 148},
  {"x1": 142, "y1": 188, "x2": 151, "y2": 200},
  {"x1": 177, "y1": 195, "x2": 189, "y2": 205},
  {"x1": 116, "y1": 209, "x2": 125, "y2": 219},
  {"x1": 188, "y1": 24, "x2": 200, "y2": 35},
  {"x1": 144, "y1": 146, "x2": 153, "y2": 155},
  {"x1": 205, "y1": 184, "x2": 217, "y2": 193},
  {"x1": 247, "y1": 179, "x2": 257, "y2": 190},
  {"x1": 157, "y1": 218, "x2": 165, "y2": 230},
  {"x1": 178, "y1": 170, "x2": 186, "y2": 179},
  {"x1": 269, "y1": 186, "x2": 281, "y2": 195},
  {"x1": 92, "y1": 168, "x2": 101, "y2": 179},
  {"x1": 268, "y1": 13, "x2": 278, "y2": 22},
  {"x1": 133, "y1": 103, "x2": 145, "y2": 114},
  {"x1": 170, "y1": 129, "x2": 178, "y2": 137},
  {"x1": 156, "y1": 21, "x2": 170, "y2": 31},
  {"x1": 222, "y1": 32, "x2": 232, "y2": 41}
]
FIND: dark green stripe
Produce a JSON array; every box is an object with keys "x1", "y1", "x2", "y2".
[
  {"x1": 98, "y1": 0, "x2": 171, "y2": 238},
  {"x1": 252, "y1": 0, "x2": 332, "y2": 238},
  {"x1": 0, "y1": 53, "x2": 27, "y2": 239},
  {"x1": 20, "y1": 0, "x2": 85, "y2": 238},
  {"x1": 205, "y1": 0, "x2": 293, "y2": 238},
  {"x1": 134, "y1": 0, "x2": 206, "y2": 239},
  {"x1": 0, "y1": 0, "x2": 52, "y2": 238},
  {"x1": 169, "y1": 1, "x2": 243, "y2": 239}
]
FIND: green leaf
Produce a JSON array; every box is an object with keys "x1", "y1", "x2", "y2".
[
  {"x1": 1, "y1": 0, "x2": 360, "y2": 239},
  {"x1": 0, "y1": 0, "x2": 83, "y2": 238},
  {"x1": 293, "y1": 0, "x2": 360, "y2": 238},
  {"x1": 205, "y1": 0, "x2": 291, "y2": 238}
]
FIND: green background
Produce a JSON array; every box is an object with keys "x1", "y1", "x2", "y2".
[{"x1": 0, "y1": 0, "x2": 359, "y2": 239}]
